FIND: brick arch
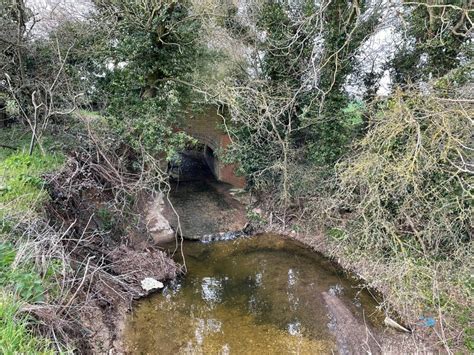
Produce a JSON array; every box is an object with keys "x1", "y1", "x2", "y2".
[{"x1": 183, "y1": 108, "x2": 245, "y2": 188}]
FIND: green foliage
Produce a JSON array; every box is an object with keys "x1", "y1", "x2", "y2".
[
  {"x1": 40, "y1": 20, "x2": 113, "y2": 107},
  {"x1": 88, "y1": 0, "x2": 208, "y2": 158},
  {"x1": 246, "y1": 209, "x2": 266, "y2": 224},
  {"x1": 305, "y1": 0, "x2": 379, "y2": 166},
  {"x1": 0, "y1": 294, "x2": 53, "y2": 354},
  {"x1": 464, "y1": 327, "x2": 474, "y2": 351},
  {"x1": 342, "y1": 101, "x2": 365, "y2": 127},
  {"x1": 257, "y1": 2, "x2": 298, "y2": 83},
  {"x1": 319, "y1": 0, "x2": 379, "y2": 93},
  {"x1": 224, "y1": 0, "x2": 381, "y2": 199},
  {"x1": 0, "y1": 243, "x2": 45, "y2": 303},
  {"x1": 433, "y1": 62, "x2": 474, "y2": 92},
  {"x1": 307, "y1": 100, "x2": 366, "y2": 165},
  {"x1": 328, "y1": 228, "x2": 345, "y2": 241},
  {"x1": 97, "y1": 207, "x2": 115, "y2": 232},
  {"x1": 0, "y1": 0, "x2": 31, "y2": 98},
  {"x1": 390, "y1": 2, "x2": 472, "y2": 84},
  {"x1": 337, "y1": 91, "x2": 472, "y2": 256},
  {"x1": 0, "y1": 243, "x2": 15, "y2": 269},
  {"x1": 5, "y1": 99, "x2": 19, "y2": 117},
  {"x1": 11, "y1": 272, "x2": 45, "y2": 303}
]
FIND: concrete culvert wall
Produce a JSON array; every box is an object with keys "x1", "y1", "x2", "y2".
[
  {"x1": 204, "y1": 145, "x2": 217, "y2": 178},
  {"x1": 182, "y1": 106, "x2": 246, "y2": 188}
]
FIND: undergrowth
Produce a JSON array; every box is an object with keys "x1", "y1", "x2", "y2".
[
  {"x1": 258, "y1": 82, "x2": 473, "y2": 351},
  {"x1": 0, "y1": 127, "x2": 64, "y2": 216},
  {"x1": 0, "y1": 243, "x2": 45, "y2": 303},
  {"x1": 325, "y1": 88, "x2": 473, "y2": 351},
  {"x1": 0, "y1": 293, "x2": 53, "y2": 354},
  {"x1": 0, "y1": 126, "x2": 66, "y2": 353}
]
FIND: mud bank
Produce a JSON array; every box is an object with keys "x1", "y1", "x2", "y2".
[{"x1": 45, "y1": 156, "x2": 181, "y2": 353}]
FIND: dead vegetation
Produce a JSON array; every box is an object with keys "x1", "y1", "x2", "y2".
[
  {"x1": 1, "y1": 121, "x2": 182, "y2": 352},
  {"x1": 332, "y1": 90, "x2": 473, "y2": 351},
  {"x1": 283, "y1": 87, "x2": 474, "y2": 352}
]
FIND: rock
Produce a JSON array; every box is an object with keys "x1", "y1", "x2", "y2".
[
  {"x1": 322, "y1": 291, "x2": 380, "y2": 353},
  {"x1": 229, "y1": 188, "x2": 245, "y2": 195},
  {"x1": 384, "y1": 316, "x2": 411, "y2": 333},
  {"x1": 252, "y1": 208, "x2": 262, "y2": 215},
  {"x1": 229, "y1": 189, "x2": 253, "y2": 205},
  {"x1": 140, "y1": 277, "x2": 164, "y2": 292},
  {"x1": 146, "y1": 194, "x2": 175, "y2": 243},
  {"x1": 328, "y1": 284, "x2": 344, "y2": 296},
  {"x1": 164, "y1": 179, "x2": 248, "y2": 241}
]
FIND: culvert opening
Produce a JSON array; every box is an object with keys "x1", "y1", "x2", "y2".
[{"x1": 168, "y1": 143, "x2": 217, "y2": 182}]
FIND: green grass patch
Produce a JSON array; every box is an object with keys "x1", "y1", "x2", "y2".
[
  {"x1": 0, "y1": 293, "x2": 53, "y2": 354},
  {"x1": 75, "y1": 109, "x2": 105, "y2": 121},
  {"x1": 0, "y1": 126, "x2": 65, "y2": 215},
  {"x1": 0, "y1": 126, "x2": 67, "y2": 353}
]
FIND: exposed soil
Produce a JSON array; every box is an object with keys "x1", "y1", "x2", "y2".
[{"x1": 45, "y1": 155, "x2": 181, "y2": 353}]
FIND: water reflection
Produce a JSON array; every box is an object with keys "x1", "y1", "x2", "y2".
[
  {"x1": 200, "y1": 277, "x2": 224, "y2": 306},
  {"x1": 287, "y1": 268, "x2": 298, "y2": 287},
  {"x1": 287, "y1": 268, "x2": 300, "y2": 313},
  {"x1": 124, "y1": 234, "x2": 382, "y2": 354},
  {"x1": 287, "y1": 321, "x2": 302, "y2": 336}
]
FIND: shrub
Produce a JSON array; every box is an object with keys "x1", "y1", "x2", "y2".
[
  {"x1": 337, "y1": 90, "x2": 472, "y2": 258},
  {"x1": 329, "y1": 88, "x2": 473, "y2": 349}
]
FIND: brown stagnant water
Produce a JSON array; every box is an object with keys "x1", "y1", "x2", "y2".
[{"x1": 123, "y1": 233, "x2": 384, "y2": 354}]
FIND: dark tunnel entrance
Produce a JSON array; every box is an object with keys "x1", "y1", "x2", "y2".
[{"x1": 168, "y1": 144, "x2": 218, "y2": 182}]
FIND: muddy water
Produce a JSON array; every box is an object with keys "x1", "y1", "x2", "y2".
[{"x1": 124, "y1": 234, "x2": 383, "y2": 354}]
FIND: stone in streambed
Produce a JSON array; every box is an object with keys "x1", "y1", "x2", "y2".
[
  {"x1": 145, "y1": 194, "x2": 175, "y2": 243},
  {"x1": 141, "y1": 278, "x2": 164, "y2": 292}
]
